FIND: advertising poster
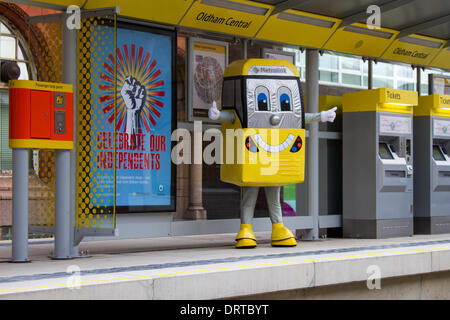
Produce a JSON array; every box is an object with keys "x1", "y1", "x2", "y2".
[
  {"x1": 92, "y1": 22, "x2": 175, "y2": 213},
  {"x1": 188, "y1": 38, "x2": 228, "y2": 121},
  {"x1": 430, "y1": 74, "x2": 450, "y2": 95}
]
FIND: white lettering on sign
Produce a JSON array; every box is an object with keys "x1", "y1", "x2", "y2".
[
  {"x1": 380, "y1": 115, "x2": 411, "y2": 134},
  {"x1": 248, "y1": 65, "x2": 295, "y2": 76},
  {"x1": 434, "y1": 119, "x2": 450, "y2": 137}
]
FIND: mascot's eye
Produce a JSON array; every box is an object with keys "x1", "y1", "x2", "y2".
[
  {"x1": 278, "y1": 87, "x2": 293, "y2": 112},
  {"x1": 280, "y1": 93, "x2": 291, "y2": 111},
  {"x1": 257, "y1": 93, "x2": 269, "y2": 111},
  {"x1": 254, "y1": 86, "x2": 270, "y2": 112}
]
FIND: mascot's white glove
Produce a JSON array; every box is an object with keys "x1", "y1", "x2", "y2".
[
  {"x1": 208, "y1": 100, "x2": 221, "y2": 120},
  {"x1": 320, "y1": 106, "x2": 337, "y2": 123}
]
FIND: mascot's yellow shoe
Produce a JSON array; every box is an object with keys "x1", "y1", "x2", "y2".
[
  {"x1": 271, "y1": 223, "x2": 297, "y2": 247},
  {"x1": 235, "y1": 224, "x2": 257, "y2": 249}
]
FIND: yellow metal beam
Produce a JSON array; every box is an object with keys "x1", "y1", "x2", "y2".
[
  {"x1": 382, "y1": 34, "x2": 445, "y2": 66},
  {"x1": 323, "y1": 23, "x2": 398, "y2": 58},
  {"x1": 10, "y1": 0, "x2": 450, "y2": 71},
  {"x1": 84, "y1": 0, "x2": 195, "y2": 25},
  {"x1": 257, "y1": 9, "x2": 340, "y2": 49},
  {"x1": 179, "y1": 0, "x2": 273, "y2": 38},
  {"x1": 429, "y1": 40, "x2": 450, "y2": 70}
]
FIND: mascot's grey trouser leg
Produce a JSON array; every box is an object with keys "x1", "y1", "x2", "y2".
[
  {"x1": 238, "y1": 186, "x2": 296, "y2": 247},
  {"x1": 240, "y1": 186, "x2": 283, "y2": 224}
]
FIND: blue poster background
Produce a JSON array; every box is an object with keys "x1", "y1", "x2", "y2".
[{"x1": 91, "y1": 25, "x2": 173, "y2": 210}]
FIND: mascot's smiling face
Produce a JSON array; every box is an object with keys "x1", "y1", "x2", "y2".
[{"x1": 219, "y1": 60, "x2": 307, "y2": 186}]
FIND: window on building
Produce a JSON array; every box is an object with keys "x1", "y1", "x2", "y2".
[
  {"x1": 319, "y1": 52, "x2": 339, "y2": 84},
  {"x1": 283, "y1": 47, "x2": 305, "y2": 79},
  {"x1": 284, "y1": 47, "x2": 447, "y2": 94},
  {"x1": 394, "y1": 64, "x2": 415, "y2": 91},
  {"x1": 319, "y1": 70, "x2": 339, "y2": 83},
  {"x1": 372, "y1": 61, "x2": 395, "y2": 90},
  {"x1": 373, "y1": 61, "x2": 394, "y2": 77},
  {"x1": 421, "y1": 69, "x2": 450, "y2": 95},
  {"x1": 0, "y1": 18, "x2": 34, "y2": 171},
  {"x1": 373, "y1": 77, "x2": 394, "y2": 89},
  {"x1": 340, "y1": 54, "x2": 364, "y2": 87},
  {"x1": 320, "y1": 52, "x2": 339, "y2": 70}
]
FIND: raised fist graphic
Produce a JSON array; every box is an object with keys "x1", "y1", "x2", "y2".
[{"x1": 121, "y1": 76, "x2": 146, "y2": 136}]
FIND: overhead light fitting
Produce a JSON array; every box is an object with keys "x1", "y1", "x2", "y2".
[
  {"x1": 277, "y1": 11, "x2": 335, "y2": 28},
  {"x1": 343, "y1": 25, "x2": 394, "y2": 39},
  {"x1": 399, "y1": 36, "x2": 443, "y2": 49},
  {"x1": 201, "y1": 0, "x2": 269, "y2": 16}
]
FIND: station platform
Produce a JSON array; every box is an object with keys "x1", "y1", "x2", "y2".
[{"x1": 1, "y1": 232, "x2": 450, "y2": 300}]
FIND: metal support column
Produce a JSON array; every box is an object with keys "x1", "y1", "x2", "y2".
[
  {"x1": 64, "y1": 14, "x2": 80, "y2": 258},
  {"x1": 304, "y1": 49, "x2": 320, "y2": 240},
  {"x1": 11, "y1": 149, "x2": 29, "y2": 262},
  {"x1": 54, "y1": 149, "x2": 71, "y2": 259},
  {"x1": 242, "y1": 39, "x2": 248, "y2": 60},
  {"x1": 52, "y1": 14, "x2": 76, "y2": 259},
  {"x1": 368, "y1": 59, "x2": 373, "y2": 89},
  {"x1": 416, "y1": 67, "x2": 421, "y2": 96}
]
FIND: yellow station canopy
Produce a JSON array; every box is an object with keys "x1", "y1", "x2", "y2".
[{"x1": 15, "y1": 0, "x2": 450, "y2": 71}]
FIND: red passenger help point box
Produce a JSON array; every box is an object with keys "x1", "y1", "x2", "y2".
[{"x1": 8, "y1": 80, "x2": 73, "y2": 150}]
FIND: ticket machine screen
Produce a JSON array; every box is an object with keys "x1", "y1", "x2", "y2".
[
  {"x1": 379, "y1": 142, "x2": 394, "y2": 159},
  {"x1": 433, "y1": 145, "x2": 446, "y2": 161}
]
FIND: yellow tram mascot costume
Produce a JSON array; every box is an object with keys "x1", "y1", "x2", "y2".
[{"x1": 208, "y1": 59, "x2": 336, "y2": 248}]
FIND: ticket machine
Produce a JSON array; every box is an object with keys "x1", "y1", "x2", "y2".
[
  {"x1": 343, "y1": 88, "x2": 418, "y2": 238},
  {"x1": 414, "y1": 94, "x2": 450, "y2": 234}
]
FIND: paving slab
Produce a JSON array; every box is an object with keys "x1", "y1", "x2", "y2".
[{"x1": 0, "y1": 233, "x2": 450, "y2": 299}]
